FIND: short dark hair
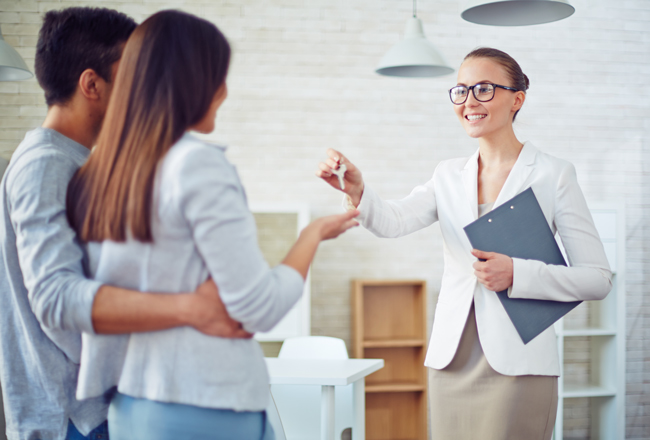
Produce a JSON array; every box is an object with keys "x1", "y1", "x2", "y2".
[
  {"x1": 35, "y1": 7, "x2": 137, "y2": 106},
  {"x1": 464, "y1": 47, "x2": 529, "y2": 122}
]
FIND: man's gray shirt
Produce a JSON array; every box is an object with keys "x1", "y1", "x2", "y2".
[{"x1": 0, "y1": 128, "x2": 107, "y2": 440}]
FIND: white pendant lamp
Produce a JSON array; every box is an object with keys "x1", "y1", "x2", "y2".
[
  {"x1": 461, "y1": 0, "x2": 575, "y2": 26},
  {"x1": 0, "y1": 25, "x2": 33, "y2": 81},
  {"x1": 376, "y1": 1, "x2": 454, "y2": 78}
]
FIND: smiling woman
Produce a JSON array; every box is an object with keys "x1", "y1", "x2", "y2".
[{"x1": 316, "y1": 47, "x2": 612, "y2": 440}]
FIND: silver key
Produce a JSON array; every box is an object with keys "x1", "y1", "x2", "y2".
[{"x1": 331, "y1": 163, "x2": 347, "y2": 190}]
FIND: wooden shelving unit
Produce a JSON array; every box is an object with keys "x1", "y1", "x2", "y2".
[{"x1": 351, "y1": 280, "x2": 427, "y2": 440}]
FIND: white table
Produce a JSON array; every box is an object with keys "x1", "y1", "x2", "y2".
[{"x1": 265, "y1": 358, "x2": 384, "y2": 440}]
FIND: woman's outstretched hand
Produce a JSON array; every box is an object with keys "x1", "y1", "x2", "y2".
[
  {"x1": 282, "y1": 210, "x2": 360, "y2": 279},
  {"x1": 471, "y1": 249, "x2": 514, "y2": 292},
  {"x1": 310, "y1": 209, "x2": 360, "y2": 241},
  {"x1": 316, "y1": 149, "x2": 364, "y2": 207}
]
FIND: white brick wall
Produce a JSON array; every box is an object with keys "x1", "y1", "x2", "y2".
[{"x1": 1, "y1": 0, "x2": 648, "y2": 438}]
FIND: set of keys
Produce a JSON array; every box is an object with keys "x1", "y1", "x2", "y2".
[{"x1": 331, "y1": 162, "x2": 347, "y2": 190}]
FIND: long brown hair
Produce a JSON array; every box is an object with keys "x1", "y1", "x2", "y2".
[
  {"x1": 464, "y1": 47, "x2": 529, "y2": 122},
  {"x1": 67, "y1": 10, "x2": 230, "y2": 242}
]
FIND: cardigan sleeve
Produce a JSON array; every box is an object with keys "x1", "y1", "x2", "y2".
[
  {"x1": 509, "y1": 163, "x2": 612, "y2": 302},
  {"x1": 174, "y1": 144, "x2": 304, "y2": 333}
]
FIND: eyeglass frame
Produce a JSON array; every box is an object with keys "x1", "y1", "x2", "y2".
[{"x1": 448, "y1": 83, "x2": 520, "y2": 105}]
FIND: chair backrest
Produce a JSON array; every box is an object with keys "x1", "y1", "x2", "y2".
[{"x1": 278, "y1": 336, "x2": 349, "y2": 360}]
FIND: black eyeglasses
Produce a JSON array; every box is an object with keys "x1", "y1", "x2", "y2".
[{"x1": 449, "y1": 83, "x2": 519, "y2": 105}]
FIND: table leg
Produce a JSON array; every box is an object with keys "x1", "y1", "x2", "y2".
[
  {"x1": 352, "y1": 379, "x2": 365, "y2": 440},
  {"x1": 321, "y1": 385, "x2": 335, "y2": 440}
]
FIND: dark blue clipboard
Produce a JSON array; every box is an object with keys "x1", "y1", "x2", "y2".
[{"x1": 463, "y1": 187, "x2": 581, "y2": 344}]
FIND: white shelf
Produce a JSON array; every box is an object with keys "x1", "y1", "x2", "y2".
[
  {"x1": 554, "y1": 203, "x2": 625, "y2": 440},
  {"x1": 563, "y1": 385, "x2": 616, "y2": 398},
  {"x1": 562, "y1": 329, "x2": 616, "y2": 337}
]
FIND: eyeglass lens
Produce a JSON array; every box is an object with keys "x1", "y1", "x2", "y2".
[{"x1": 450, "y1": 84, "x2": 495, "y2": 104}]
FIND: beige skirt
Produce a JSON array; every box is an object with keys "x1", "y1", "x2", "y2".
[{"x1": 429, "y1": 304, "x2": 558, "y2": 440}]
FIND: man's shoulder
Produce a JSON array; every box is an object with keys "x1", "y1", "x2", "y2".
[
  {"x1": 7, "y1": 130, "x2": 86, "y2": 187},
  {"x1": 12, "y1": 129, "x2": 84, "y2": 166}
]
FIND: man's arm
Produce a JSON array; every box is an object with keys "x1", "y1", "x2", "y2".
[
  {"x1": 92, "y1": 279, "x2": 250, "y2": 336},
  {"x1": 7, "y1": 151, "x2": 248, "y2": 338}
]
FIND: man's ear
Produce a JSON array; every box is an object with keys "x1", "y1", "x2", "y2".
[{"x1": 78, "y1": 68, "x2": 104, "y2": 101}]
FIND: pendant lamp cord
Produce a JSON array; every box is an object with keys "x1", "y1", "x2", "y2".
[{"x1": 413, "y1": 0, "x2": 417, "y2": 17}]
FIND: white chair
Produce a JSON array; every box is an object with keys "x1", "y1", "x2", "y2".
[
  {"x1": 271, "y1": 336, "x2": 354, "y2": 440},
  {"x1": 277, "y1": 336, "x2": 348, "y2": 360}
]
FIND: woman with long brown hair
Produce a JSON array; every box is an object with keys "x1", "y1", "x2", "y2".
[{"x1": 67, "y1": 10, "x2": 358, "y2": 440}]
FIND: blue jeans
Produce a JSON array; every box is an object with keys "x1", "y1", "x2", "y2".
[
  {"x1": 108, "y1": 392, "x2": 275, "y2": 440},
  {"x1": 66, "y1": 420, "x2": 109, "y2": 440}
]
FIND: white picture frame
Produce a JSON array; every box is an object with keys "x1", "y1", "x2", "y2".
[{"x1": 250, "y1": 203, "x2": 311, "y2": 341}]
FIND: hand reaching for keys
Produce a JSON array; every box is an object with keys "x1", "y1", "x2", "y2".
[{"x1": 316, "y1": 148, "x2": 365, "y2": 207}]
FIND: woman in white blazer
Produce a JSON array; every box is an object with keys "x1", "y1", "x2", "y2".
[{"x1": 316, "y1": 48, "x2": 612, "y2": 440}]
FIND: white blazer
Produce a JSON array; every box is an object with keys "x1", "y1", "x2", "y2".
[{"x1": 354, "y1": 142, "x2": 612, "y2": 376}]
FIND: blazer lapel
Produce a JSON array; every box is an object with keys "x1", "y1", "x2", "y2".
[
  {"x1": 493, "y1": 142, "x2": 537, "y2": 209},
  {"x1": 461, "y1": 148, "x2": 480, "y2": 220}
]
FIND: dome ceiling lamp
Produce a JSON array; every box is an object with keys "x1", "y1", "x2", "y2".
[
  {"x1": 461, "y1": 0, "x2": 575, "y2": 26},
  {"x1": 375, "y1": 0, "x2": 454, "y2": 78},
  {"x1": 0, "y1": 24, "x2": 33, "y2": 81}
]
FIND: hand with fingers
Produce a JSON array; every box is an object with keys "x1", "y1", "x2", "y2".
[
  {"x1": 282, "y1": 209, "x2": 360, "y2": 279},
  {"x1": 471, "y1": 249, "x2": 513, "y2": 292},
  {"x1": 191, "y1": 278, "x2": 253, "y2": 339},
  {"x1": 315, "y1": 148, "x2": 365, "y2": 207},
  {"x1": 309, "y1": 209, "x2": 360, "y2": 241}
]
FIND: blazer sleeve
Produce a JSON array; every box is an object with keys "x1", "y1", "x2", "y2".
[
  {"x1": 350, "y1": 170, "x2": 439, "y2": 238},
  {"x1": 509, "y1": 163, "x2": 612, "y2": 301}
]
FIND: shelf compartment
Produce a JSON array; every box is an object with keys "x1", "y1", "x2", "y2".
[
  {"x1": 366, "y1": 391, "x2": 426, "y2": 440},
  {"x1": 358, "y1": 283, "x2": 426, "y2": 342},
  {"x1": 363, "y1": 339, "x2": 425, "y2": 348},
  {"x1": 562, "y1": 335, "x2": 617, "y2": 393},
  {"x1": 363, "y1": 346, "x2": 426, "y2": 387},
  {"x1": 562, "y1": 281, "x2": 618, "y2": 332},
  {"x1": 562, "y1": 396, "x2": 617, "y2": 440}
]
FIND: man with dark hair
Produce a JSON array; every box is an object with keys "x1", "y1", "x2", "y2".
[
  {"x1": 35, "y1": 7, "x2": 134, "y2": 107},
  {"x1": 0, "y1": 8, "x2": 247, "y2": 440}
]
